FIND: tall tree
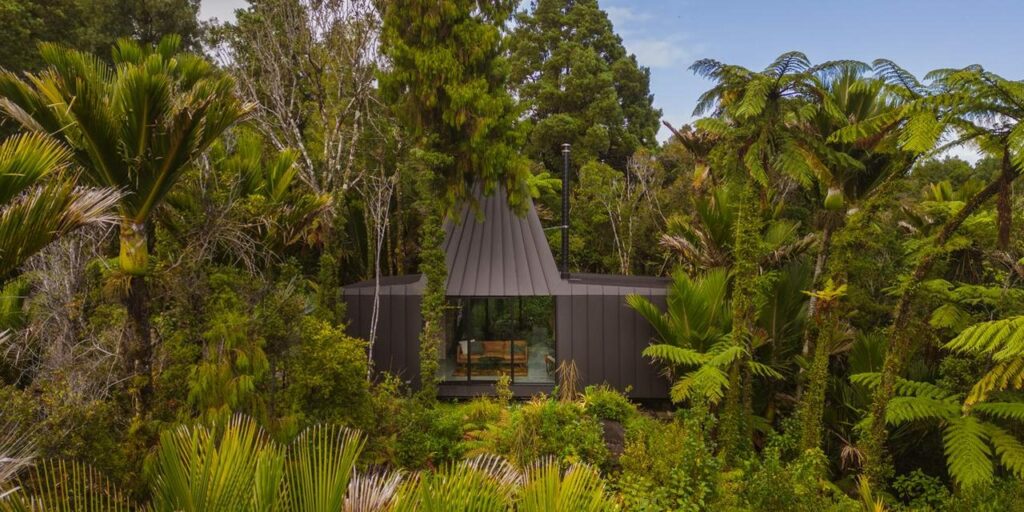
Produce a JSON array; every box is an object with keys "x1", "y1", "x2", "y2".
[
  {"x1": 0, "y1": 0, "x2": 202, "y2": 73},
  {"x1": 0, "y1": 36, "x2": 250, "y2": 414},
  {"x1": 794, "y1": 64, "x2": 916, "y2": 453},
  {"x1": 859, "y1": 64, "x2": 1024, "y2": 483},
  {"x1": 690, "y1": 52, "x2": 828, "y2": 462},
  {"x1": 377, "y1": 0, "x2": 530, "y2": 398},
  {"x1": 508, "y1": 0, "x2": 660, "y2": 173}
]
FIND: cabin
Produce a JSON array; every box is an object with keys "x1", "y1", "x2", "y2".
[{"x1": 342, "y1": 185, "x2": 670, "y2": 399}]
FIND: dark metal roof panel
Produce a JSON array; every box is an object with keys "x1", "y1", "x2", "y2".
[{"x1": 442, "y1": 185, "x2": 567, "y2": 296}]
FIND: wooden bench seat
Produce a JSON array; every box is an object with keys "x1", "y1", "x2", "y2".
[{"x1": 455, "y1": 340, "x2": 528, "y2": 365}]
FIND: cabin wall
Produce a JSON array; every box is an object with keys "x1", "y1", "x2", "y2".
[
  {"x1": 556, "y1": 288, "x2": 669, "y2": 400},
  {"x1": 343, "y1": 283, "x2": 670, "y2": 400},
  {"x1": 343, "y1": 287, "x2": 422, "y2": 388}
]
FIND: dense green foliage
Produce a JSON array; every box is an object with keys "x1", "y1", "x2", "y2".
[{"x1": 0, "y1": 0, "x2": 1023, "y2": 510}]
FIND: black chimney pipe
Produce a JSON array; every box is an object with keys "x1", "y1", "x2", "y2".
[{"x1": 561, "y1": 143, "x2": 571, "y2": 278}]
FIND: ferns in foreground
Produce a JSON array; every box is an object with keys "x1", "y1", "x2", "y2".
[{"x1": 0, "y1": 416, "x2": 613, "y2": 511}]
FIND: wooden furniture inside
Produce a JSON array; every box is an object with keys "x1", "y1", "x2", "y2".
[{"x1": 453, "y1": 340, "x2": 528, "y2": 377}]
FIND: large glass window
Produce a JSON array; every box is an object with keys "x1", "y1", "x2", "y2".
[{"x1": 440, "y1": 297, "x2": 556, "y2": 384}]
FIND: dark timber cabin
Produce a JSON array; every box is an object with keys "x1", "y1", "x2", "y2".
[{"x1": 343, "y1": 185, "x2": 670, "y2": 399}]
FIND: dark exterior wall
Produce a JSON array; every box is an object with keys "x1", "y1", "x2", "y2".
[
  {"x1": 342, "y1": 277, "x2": 671, "y2": 400},
  {"x1": 556, "y1": 287, "x2": 669, "y2": 400},
  {"x1": 343, "y1": 284, "x2": 422, "y2": 389}
]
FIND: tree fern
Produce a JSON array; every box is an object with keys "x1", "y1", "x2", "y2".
[
  {"x1": 945, "y1": 316, "x2": 1024, "y2": 405},
  {"x1": 943, "y1": 416, "x2": 994, "y2": 487},
  {"x1": 854, "y1": 372, "x2": 1024, "y2": 486}
]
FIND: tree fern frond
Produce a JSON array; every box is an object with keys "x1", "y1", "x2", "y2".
[
  {"x1": 973, "y1": 402, "x2": 1024, "y2": 422},
  {"x1": 671, "y1": 365, "x2": 729, "y2": 404},
  {"x1": 749, "y1": 360, "x2": 784, "y2": 380},
  {"x1": 765, "y1": 51, "x2": 811, "y2": 79},
  {"x1": 943, "y1": 416, "x2": 994, "y2": 488},
  {"x1": 945, "y1": 316, "x2": 1024, "y2": 358},
  {"x1": 851, "y1": 373, "x2": 952, "y2": 399},
  {"x1": 642, "y1": 344, "x2": 710, "y2": 367},
  {"x1": 872, "y1": 59, "x2": 925, "y2": 96},
  {"x1": 982, "y1": 423, "x2": 1024, "y2": 480},
  {"x1": 885, "y1": 396, "x2": 960, "y2": 425},
  {"x1": 966, "y1": 359, "x2": 1024, "y2": 407}
]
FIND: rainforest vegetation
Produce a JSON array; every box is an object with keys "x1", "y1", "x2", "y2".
[{"x1": 0, "y1": 0, "x2": 1022, "y2": 510}]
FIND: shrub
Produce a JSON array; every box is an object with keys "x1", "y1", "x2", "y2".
[
  {"x1": 942, "y1": 478, "x2": 1024, "y2": 512},
  {"x1": 731, "y1": 447, "x2": 857, "y2": 512},
  {"x1": 891, "y1": 469, "x2": 951, "y2": 510},
  {"x1": 615, "y1": 414, "x2": 720, "y2": 511},
  {"x1": 581, "y1": 384, "x2": 638, "y2": 423},
  {"x1": 284, "y1": 317, "x2": 373, "y2": 430},
  {"x1": 393, "y1": 402, "x2": 465, "y2": 469},
  {"x1": 498, "y1": 397, "x2": 607, "y2": 467}
]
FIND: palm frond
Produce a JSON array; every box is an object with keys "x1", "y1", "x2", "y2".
[{"x1": 517, "y1": 458, "x2": 610, "y2": 512}]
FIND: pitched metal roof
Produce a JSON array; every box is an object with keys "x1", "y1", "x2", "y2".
[
  {"x1": 441, "y1": 185, "x2": 569, "y2": 296},
  {"x1": 341, "y1": 184, "x2": 670, "y2": 297}
]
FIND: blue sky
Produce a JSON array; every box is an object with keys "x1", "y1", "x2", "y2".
[{"x1": 201, "y1": 0, "x2": 1023, "y2": 154}]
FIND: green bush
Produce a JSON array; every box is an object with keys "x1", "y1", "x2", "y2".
[
  {"x1": 730, "y1": 447, "x2": 857, "y2": 512},
  {"x1": 615, "y1": 414, "x2": 720, "y2": 511},
  {"x1": 891, "y1": 469, "x2": 951, "y2": 511},
  {"x1": 393, "y1": 402, "x2": 466, "y2": 469},
  {"x1": 582, "y1": 384, "x2": 638, "y2": 423},
  {"x1": 942, "y1": 478, "x2": 1024, "y2": 512},
  {"x1": 498, "y1": 397, "x2": 608, "y2": 466},
  {"x1": 284, "y1": 317, "x2": 373, "y2": 430}
]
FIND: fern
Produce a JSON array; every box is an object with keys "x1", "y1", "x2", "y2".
[
  {"x1": 943, "y1": 417, "x2": 994, "y2": 488},
  {"x1": 885, "y1": 396, "x2": 959, "y2": 425},
  {"x1": 945, "y1": 316, "x2": 1024, "y2": 404},
  {"x1": 982, "y1": 423, "x2": 1024, "y2": 479},
  {"x1": 973, "y1": 402, "x2": 1024, "y2": 422},
  {"x1": 671, "y1": 365, "x2": 730, "y2": 405},
  {"x1": 642, "y1": 344, "x2": 710, "y2": 367},
  {"x1": 945, "y1": 316, "x2": 1024, "y2": 357}
]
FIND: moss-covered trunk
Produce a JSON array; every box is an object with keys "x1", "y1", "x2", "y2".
[
  {"x1": 119, "y1": 220, "x2": 153, "y2": 417},
  {"x1": 720, "y1": 180, "x2": 761, "y2": 464},
  {"x1": 798, "y1": 304, "x2": 838, "y2": 453},
  {"x1": 417, "y1": 204, "x2": 446, "y2": 401},
  {"x1": 862, "y1": 168, "x2": 1014, "y2": 482}
]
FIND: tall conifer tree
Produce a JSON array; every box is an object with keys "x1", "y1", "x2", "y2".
[
  {"x1": 377, "y1": 0, "x2": 529, "y2": 398},
  {"x1": 508, "y1": 0, "x2": 660, "y2": 172}
]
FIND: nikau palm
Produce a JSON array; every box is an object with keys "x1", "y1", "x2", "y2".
[
  {"x1": 0, "y1": 133, "x2": 119, "y2": 281},
  {"x1": 3, "y1": 416, "x2": 613, "y2": 511},
  {"x1": 0, "y1": 36, "x2": 251, "y2": 409}
]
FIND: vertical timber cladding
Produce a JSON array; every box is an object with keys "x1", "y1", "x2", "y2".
[{"x1": 556, "y1": 276, "x2": 669, "y2": 400}]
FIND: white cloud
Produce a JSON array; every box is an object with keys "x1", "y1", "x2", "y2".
[
  {"x1": 605, "y1": 6, "x2": 652, "y2": 26},
  {"x1": 200, "y1": 0, "x2": 248, "y2": 22},
  {"x1": 603, "y1": 4, "x2": 702, "y2": 69},
  {"x1": 625, "y1": 37, "x2": 702, "y2": 69}
]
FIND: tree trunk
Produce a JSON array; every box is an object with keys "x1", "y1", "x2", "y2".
[
  {"x1": 721, "y1": 181, "x2": 761, "y2": 464},
  {"x1": 798, "y1": 305, "x2": 838, "y2": 453},
  {"x1": 119, "y1": 220, "x2": 153, "y2": 417},
  {"x1": 997, "y1": 149, "x2": 1014, "y2": 251},
  {"x1": 862, "y1": 170, "x2": 1014, "y2": 482},
  {"x1": 417, "y1": 203, "x2": 447, "y2": 401},
  {"x1": 796, "y1": 220, "x2": 835, "y2": 401}
]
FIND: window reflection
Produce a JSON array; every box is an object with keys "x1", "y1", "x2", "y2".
[{"x1": 440, "y1": 297, "x2": 556, "y2": 384}]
